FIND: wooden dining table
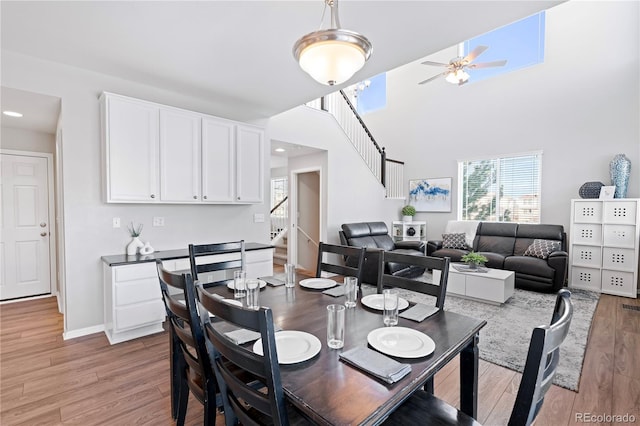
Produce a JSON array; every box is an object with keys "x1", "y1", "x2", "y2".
[{"x1": 206, "y1": 279, "x2": 487, "y2": 426}]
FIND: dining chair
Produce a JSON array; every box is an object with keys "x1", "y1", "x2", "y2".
[
  {"x1": 316, "y1": 242, "x2": 366, "y2": 285},
  {"x1": 156, "y1": 262, "x2": 221, "y2": 426},
  {"x1": 382, "y1": 289, "x2": 574, "y2": 426},
  {"x1": 197, "y1": 287, "x2": 309, "y2": 426},
  {"x1": 376, "y1": 251, "x2": 450, "y2": 310},
  {"x1": 188, "y1": 240, "x2": 245, "y2": 288}
]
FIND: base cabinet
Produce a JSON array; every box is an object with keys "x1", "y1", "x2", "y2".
[
  {"x1": 569, "y1": 199, "x2": 639, "y2": 298},
  {"x1": 103, "y1": 247, "x2": 274, "y2": 344}
]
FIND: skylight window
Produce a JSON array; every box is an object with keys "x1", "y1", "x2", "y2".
[{"x1": 463, "y1": 12, "x2": 545, "y2": 83}]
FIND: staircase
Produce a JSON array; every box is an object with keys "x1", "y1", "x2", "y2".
[
  {"x1": 306, "y1": 90, "x2": 404, "y2": 199},
  {"x1": 270, "y1": 196, "x2": 288, "y2": 264},
  {"x1": 272, "y1": 232, "x2": 288, "y2": 266}
]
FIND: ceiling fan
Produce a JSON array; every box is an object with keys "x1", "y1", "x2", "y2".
[{"x1": 418, "y1": 45, "x2": 507, "y2": 86}]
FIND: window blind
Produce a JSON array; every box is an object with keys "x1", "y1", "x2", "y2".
[{"x1": 459, "y1": 153, "x2": 541, "y2": 223}]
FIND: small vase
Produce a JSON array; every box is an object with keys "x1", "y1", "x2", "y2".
[
  {"x1": 126, "y1": 237, "x2": 144, "y2": 255},
  {"x1": 467, "y1": 262, "x2": 478, "y2": 270},
  {"x1": 609, "y1": 154, "x2": 631, "y2": 198},
  {"x1": 403, "y1": 215, "x2": 413, "y2": 222}
]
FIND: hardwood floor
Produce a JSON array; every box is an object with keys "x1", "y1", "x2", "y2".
[{"x1": 1, "y1": 291, "x2": 638, "y2": 425}]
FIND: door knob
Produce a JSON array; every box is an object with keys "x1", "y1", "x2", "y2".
[
  {"x1": 40, "y1": 232, "x2": 47, "y2": 237},
  {"x1": 40, "y1": 222, "x2": 47, "y2": 228}
]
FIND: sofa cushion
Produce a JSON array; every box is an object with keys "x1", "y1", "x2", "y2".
[
  {"x1": 523, "y1": 239, "x2": 561, "y2": 259},
  {"x1": 387, "y1": 249, "x2": 426, "y2": 275},
  {"x1": 368, "y1": 222, "x2": 390, "y2": 236},
  {"x1": 372, "y1": 234, "x2": 395, "y2": 251},
  {"x1": 475, "y1": 222, "x2": 517, "y2": 256},
  {"x1": 431, "y1": 248, "x2": 468, "y2": 262},
  {"x1": 442, "y1": 233, "x2": 467, "y2": 249},
  {"x1": 478, "y1": 252, "x2": 506, "y2": 269},
  {"x1": 341, "y1": 222, "x2": 373, "y2": 239},
  {"x1": 346, "y1": 235, "x2": 379, "y2": 249},
  {"x1": 504, "y1": 256, "x2": 556, "y2": 280},
  {"x1": 514, "y1": 224, "x2": 565, "y2": 254}
]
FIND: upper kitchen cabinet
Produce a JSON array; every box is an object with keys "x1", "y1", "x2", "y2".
[
  {"x1": 101, "y1": 94, "x2": 160, "y2": 202},
  {"x1": 100, "y1": 93, "x2": 264, "y2": 204},
  {"x1": 159, "y1": 108, "x2": 202, "y2": 203},
  {"x1": 236, "y1": 124, "x2": 264, "y2": 203}
]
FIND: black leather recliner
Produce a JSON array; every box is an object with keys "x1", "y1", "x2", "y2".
[{"x1": 339, "y1": 222, "x2": 426, "y2": 285}]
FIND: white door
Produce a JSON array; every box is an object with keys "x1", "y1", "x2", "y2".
[
  {"x1": 294, "y1": 170, "x2": 320, "y2": 274},
  {"x1": 202, "y1": 117, "x2": 235, "y2": 202},
  {"x1": 236, "y1": 125, "x2": 264, "y2": 203},
  {"x1": 0, "y1": 154, "x2": 52, "y2": 300}
]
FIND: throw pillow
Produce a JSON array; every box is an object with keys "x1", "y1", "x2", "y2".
[
  {"x1": 523, "y1": 239, "x2": 561, "y2": 259},
  {"x1": 442, "y1": 233, "x2": 467, "y2": 249}
]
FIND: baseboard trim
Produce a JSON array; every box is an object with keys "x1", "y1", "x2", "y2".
[{"x1": 63, "y1": 324, "x2": 105, "y2": 340}]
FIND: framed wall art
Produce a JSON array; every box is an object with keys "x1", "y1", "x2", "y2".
[
  {"x1": 599, "y1": 185, "x2": 615, "y2": 200},
  {"x1": 409, "y1": 177, "x2": 452, "y2": 212}
]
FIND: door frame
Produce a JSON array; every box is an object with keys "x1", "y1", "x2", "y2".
[
  {"x1": 289, "y1": 166, "x2": 323, "y2": 271},
  {"x1": 0, "y1": 149, "x2": 57, "y2": 299}
]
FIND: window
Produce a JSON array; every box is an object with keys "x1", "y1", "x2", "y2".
[
  {"x1": 355, "y1": 73, "x2": 386, "y2": 115},
  {"x1": 463, "y1": 12, "x2": 545, "y2": 83},
  {"x1": 458, "y1": 152, "x2": 541, "y2": 223},
  {"x1": 270, "y1": 177, "x2": 288, "y2": 238}
]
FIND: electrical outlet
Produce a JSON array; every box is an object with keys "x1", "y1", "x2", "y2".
[
  {"x1": 113, "y1": 217, "x2": 120, "y2": 228},
  {"x1": 153, "y1": 216, "x2": 165, "y2": 227}
]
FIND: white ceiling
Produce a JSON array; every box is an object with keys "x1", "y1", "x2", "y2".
[{"x1": 1, "y1": 1, "x2": 561, "y2": 133}]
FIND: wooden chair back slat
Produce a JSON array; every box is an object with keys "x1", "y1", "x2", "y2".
[{"x1": 316, "y1": 242, "x2": 366, "y2": 285}]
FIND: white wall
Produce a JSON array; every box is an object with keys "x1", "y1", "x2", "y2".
[
  {"x1": 362, "y1": 1, "x2": 639, "y2": 241},
  {"x1": 1, "y1": 127, "x2": 55, "y2": 153},
  {"x1": 2, "y1": 52, "x2": 271, "y2": 334},
  {"x1": 269, "y1": 106, "x2": 403, "y2": 245}
]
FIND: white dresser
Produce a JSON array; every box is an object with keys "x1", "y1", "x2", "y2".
[
  {"x1": 569, "y1": 199, "x2": 639, "y2": 298},
  {"x1": 102, "y1": 243, "x2": 273, "y2": 344}
]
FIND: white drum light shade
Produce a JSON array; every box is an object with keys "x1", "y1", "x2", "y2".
[{"x1": 293, "y1": 1, "x2": 372, "y2": 86}]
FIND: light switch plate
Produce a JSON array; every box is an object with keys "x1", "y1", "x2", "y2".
[{"x1": 113, "y1": 217, "x2": 120, "y2": 228}]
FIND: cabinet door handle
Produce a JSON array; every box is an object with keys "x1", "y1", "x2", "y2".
[
  {"x1": 40, "y1": 222, "x2": 47, "y2": 228},
  {"x1": 203, "y1": 196, "x2": 207, "y2": 200},
  {"x1": 150, "y1": 194, "x2": 155, "y2": 199},
  {"x1": 193, "y1": 195, "x2": 198, "y2": 199},
  {"x1": 41, "y1": 232, "x2": 47, "y2": 237}
]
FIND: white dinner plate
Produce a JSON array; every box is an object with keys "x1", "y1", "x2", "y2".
[
  {"x1": 299, "y1": 278, "x2": 337, "y2": 290},
  {"x1": 361, "y1": 294, "x2": 410, "y2": 311},
  {"x1": 253, "y1": 331, "x2": 322, "y2": 364},
  {"x1": 367, "y1": 327, "x2": 435, "y2": 358},
  {"x1": 227, "y1": 279, "x2": 267, "y2": 290}
]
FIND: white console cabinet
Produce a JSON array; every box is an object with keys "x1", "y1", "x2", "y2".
[
  {"x1": 569, "y1": 199, "x2": 639, "y2": 298},
  {"x1": 101, "y1": 92, "x2": 264, "y2": 204},
  {"x1": 103, "y1": 245, "x2": 274, "y2": 344}
]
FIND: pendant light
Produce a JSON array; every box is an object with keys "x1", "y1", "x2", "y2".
[{"x1": 293, "y1": 0, "x2": 372, "y2": 86}]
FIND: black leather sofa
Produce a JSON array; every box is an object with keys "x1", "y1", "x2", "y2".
[
  {"x1": 339, "y1": 222, "x2": 426, "y2": 285},
  {"x1": 427, "y1": 222, "x2": 568, "y2": 293}
]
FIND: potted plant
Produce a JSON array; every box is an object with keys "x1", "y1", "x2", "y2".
[
  {"x1": 461, "y1": 251, "x2": 488, "y2": 270},
  {"x1": 401, "y1": 205, "x2": 416, "y2": 222},
  {"x1": 126, "y1": 222, "x2": 145, "y2": 255}
]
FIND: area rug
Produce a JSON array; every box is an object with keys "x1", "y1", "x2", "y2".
[{"x1": 361, "y1": 285, "x2": 600, "y2": 391}]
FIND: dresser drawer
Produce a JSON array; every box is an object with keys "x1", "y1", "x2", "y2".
[
  {"x1": 570, "y1": 266, "x2": 601, "y2": 291},
  {"x1": 115, "y1": 300, "x2": 165, "y2": 331},
  {"x1": 604, "y1": 201, "x2": 637, "y2": 225},
  {"x1": 603, "y1": 224, "x2": 636, "y2": 248},
  {"x1": 601, "y1": 270, "x2": 635, "y2": 297},
  {"x1": 115, "y1": 277, "x2": 161, "y2": 306},
  {"x1": 572, "y1": 224, "x2": 602, "y2": 245},
  {"x1": 602, "y1": 247, "x2": 636, "y2": 271},
  {"x1": 573, "y1": 201, "x2": 602, "y2": 223},
  {"x1": 114, "y1": 262, "x2": 157, "y2": 282},
  {"x1": 571, "y1": 245, "x2": 602, "y2": 268}
]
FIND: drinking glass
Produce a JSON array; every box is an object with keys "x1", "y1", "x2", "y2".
[
  {"x1": 344, "y1": 276, "x2": 358, "y2": 308},
  {"x1": 326, "y1": 304, "x2": 345, "y2": 349},
  {"x1": 246, "y1": 279, "x2": 260, "y2": 310},
  {"x1": 233, "y1": 270, "x2": 247, "y2": 299},
  {"x1": 383, "y1": 289, "x2": 399, "y2": 326},
  {"x1": 284, "y1": 263, "x2": 296, "y2": 288}
]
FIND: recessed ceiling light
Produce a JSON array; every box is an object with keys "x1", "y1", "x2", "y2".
[
  {"x1": 275, "y1": 148, "x2": 286, "y2": 152},
  {"x1": 3, "y1": 111, "x2": 23, "y2": 118}
]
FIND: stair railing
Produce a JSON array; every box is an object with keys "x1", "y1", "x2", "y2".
[
  {"x1": 270, "y1": 196, "x2": 288, "y2": 240},
  {"x1": 306, "y1": 91, "x2": 404, "y2": 199}
]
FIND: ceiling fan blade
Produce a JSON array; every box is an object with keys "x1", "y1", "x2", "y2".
[
  {"x1": 464, "y1": 45, "x2": 489, "y2": 63},
  {"x1": 468, "y1": 60, "x2": 508, "y2": 69},
  {"x1": 421, "y1": 60, "x2": 449, "y2": 67},
  {"x1": 418, "y1": 73, "x2": 445, "y2": 85}
]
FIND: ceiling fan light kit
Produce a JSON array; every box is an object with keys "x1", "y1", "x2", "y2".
[
  {"x1": 293, "y1": 0, "x2": 372, "y2": 86},
  {"x1": 419, "y1": 45, "x2": 506, "y2": 86}
]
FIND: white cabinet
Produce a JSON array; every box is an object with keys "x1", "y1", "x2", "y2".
[
  {"x1": 101, "y1": 92, "x2": 264, "y2": 204},
  {"x1": 569, "y1": 199, "x2": 639, "y2": 298},
  {"x1": 202, "y1": 117, "x2": 235, "y2": 202},
  {"x1": 159, "y1": 108, "x2": 202, "y2": 202},
  {"x1": 102, "y1": 96, "x2": 159, "y2": 202},
  {"x1": 236, "y1": 124, "x2": 264, "y2": 203},
  {"x1": 391, "y1": 221, "x2": 426, "y2": 242},
  {"x1": 103, "y1": 262, "x2": 166, "y2": 345}
]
